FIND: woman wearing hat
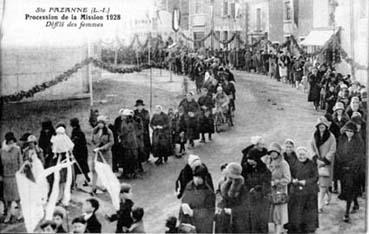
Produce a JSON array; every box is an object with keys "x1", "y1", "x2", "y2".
[
  {"x1": 310, "y1": 116, "x2": 336, "y2": 212},
  {"x1": 178, "y1": 93, "x2": 200, "y2": 148},
  {"x1": 336, "y1": 121, "x2": 365, "y2": 222},
  {"x1": 91, "y1": 115, "x2": 114, "y2": 194},
  {"x1": 179, "y1": 165, "x2": 215, "y2": 233},
  {"x1": 287, "y1": 147, "x2": 319, "y2": 233},
  {"x1": 134, "y1": 100, "x2": 151, "y2": 162},
  {"x1": 264, "y1": 143, "x2": 291, "y2": 234},
  {"x1": 332, "y1": 102, "x2": 350, "y2": 136},
  {"x1": 0, "y1": 132, "x2": 23, "y2": 223},
  {"x1": 70, "y1": 118, "x2": 90, "y2": 187},
  {"x1": 216, "y1": 162, "x2": 269, "y2": 233},
  {"x1": 346, "y1": 97, "x2": 365, "y2": 119},
  {"x1": 150, "y1": 105, "x2": 172, "y2": 165},
  {"x1": 23, "y1": 135, "x2": 45, "y2": 165},
  {"x1": 308, "y1": 68, "x2": 321, "y2": 111},
  {"x1": 197, "y1": 88, "x2": 215, "y2": 143},
  {"x1": 117, "y1": 110, "x2": 139, "y2": 179}
]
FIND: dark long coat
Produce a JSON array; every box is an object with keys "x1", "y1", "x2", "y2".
[
  {"x1": 175, "y1": 164, "x2": 214, "y2": 199},
  {"x1": 150, "y1": 112, "x2": 172, "y2": 157},
  {"x1": 179, "y1": 181, "x2": 215, "y2": 233},
  {"x1": 71, "y1": 127, "x2": 89, "y2": 175},
  {"x1": 216, "y1": 183, "x2": 269, "y2": 233},
  {"x1": 134, "y1": 109, "x2": 151, "y2": 160},
  {"x1": 288, "y1": 159, "x2": 319, "y2": 233},
  {"x1": 336, "y1": 134, "x2": 365, "y2": 201},
  {"x1": 133, "y1": 116, "x2": 147, "y2": 163},
  {"x1": 240, "y1": 145, "x2": 268, "y2": 178},
  {"x1": 178, "y1": 99, "x2": 200, "y2": 141},
  {"x1": 308, "y1": 74, "x2": 321, "y2": 102},
  {"x1": 198, "y1": 95, "x2": 215, "y2": 134}
]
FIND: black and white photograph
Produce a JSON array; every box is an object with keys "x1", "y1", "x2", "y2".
[{"x1": 0, "y1": 0, "x2": 368, "y2": 233}]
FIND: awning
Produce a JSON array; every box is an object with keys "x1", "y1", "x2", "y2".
[{"x1": 301, "y1": 29, "x2": 336, "y2": 46}]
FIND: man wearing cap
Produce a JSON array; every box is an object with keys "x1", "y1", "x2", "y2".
[
  {"x1": 134, "y1": 100, "x2": 151, "y2": 163},
  {"x1": 106, "y1": 183, "x2": 134, "y2": 233}
]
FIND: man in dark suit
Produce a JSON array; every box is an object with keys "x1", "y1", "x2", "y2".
[{"x1": 82, "y1": 198, "x2": 102, "y2": 233}]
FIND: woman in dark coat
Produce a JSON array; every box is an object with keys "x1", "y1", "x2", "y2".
[
  {"x1": 179, "y1": 92, "x2": 201, "y2": 147},
  {"x1": 308, "y1": 68, "x2": 321, "y2": 110},
  {"x1": 240, "y1": 136, "x2": 268, "y2": 179},
  {"x1": 215, "y1": 162, "x2": 269, "y2": 233},
  {"x1": 134, "y1": 99, "x2": 151, "y2": 162},
  {"x1": 336, "y1": 121, "x2": 365, "y2": 222},
  {"x1": 179, "y1": 165, "x2": 215, "y2": 233},
  {"x1": 175, "y1": 154, "x2": 214, "y2": 199},
  {"x1": 287, "y1": 147, "x2": 319, "y2": 233},
  {"x1": 70, "y1": 118, "x2": 90, "y2": 186},
  {"x1": 150, "y1": 105, "x2": 172, "y2": 165},
  {"x1": 117, "y1": 110, "x2": 139, "y2": 179},
  {"x1": 282, "y1": 139, "x2": 298, "y2": 169},
  {"x1": 198, "y1": 88, "x2": 214, "y2": 142},
  {"x1": 39, "y1": 119, "x2": 56, "y2": 168}
]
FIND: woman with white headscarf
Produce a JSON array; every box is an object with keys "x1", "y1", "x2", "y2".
[
  {"x1": 287, "y1": 147, "x2": 319, "y2": 233},
  {"x1": 150, "y1": 105, "x2": 172, "y2": 165},
  {"x1": 50, "y1": 123, "x2": 74, "y2": 205}
]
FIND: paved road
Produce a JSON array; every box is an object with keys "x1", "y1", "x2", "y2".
[{"x1": 1, "y1": 70, "x2": 365, "y2": 233}]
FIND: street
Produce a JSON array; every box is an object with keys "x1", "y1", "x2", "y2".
[{"x1": 0, "y1": 70, "x2": 365, "y2": 233}]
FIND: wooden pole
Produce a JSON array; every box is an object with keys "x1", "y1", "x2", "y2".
[
  {"x1": 88, "y1": 41, "x2": 93, "y2": 107},
  {"x1": 149, "y1": 34, "x2": 152, "y2": 112},
  {"x1": 365, "y1": 2, "x2": 369, "y2": 232}
]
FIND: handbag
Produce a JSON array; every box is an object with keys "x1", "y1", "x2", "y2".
[
  {"x1": 269, "y1": 185, "x2": 289, "y2": 205},
  {"x1": 318, "y1": 166, "x2": 330, "y2": 177}
]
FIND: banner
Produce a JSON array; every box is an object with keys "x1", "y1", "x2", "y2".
[
  {"x1": 94, "y1": 152, "x2": 120, "y2": 210},
  {"x1": 172, "y1": 9, "x2": 180, "y2": 32},
  {"x1": 16, "y1": 169, "x2": 45, "y2": 233}
]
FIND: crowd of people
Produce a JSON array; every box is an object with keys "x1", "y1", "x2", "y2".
[{"x1": 1, "y1": 41, "x2": 367, "y2": 233}]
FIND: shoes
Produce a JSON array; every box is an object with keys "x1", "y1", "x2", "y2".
[
  {"x1": 343, "y1": 215, "x2": 350, "y2": 223},
  {"x1": 351, "y1": 205, "x2": 359, "y2": 214},
  {"x1": 155, "y1": 158, "x2": 163, "y2": 165}
]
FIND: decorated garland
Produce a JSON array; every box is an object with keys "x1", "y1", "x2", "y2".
[
  {"x1": 178, "y1": 30, "x2": 213, "y2": 43},
  {"x1": 212, "y1": 31, "x2": 239, "y2": 45},
  {"x1": 0, "y1": 58, "x2": 167, "y2": 104}
]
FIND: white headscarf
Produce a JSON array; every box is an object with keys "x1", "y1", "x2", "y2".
[{"x1": 50, "y1": 127, "x2": 74, "y2": 153}]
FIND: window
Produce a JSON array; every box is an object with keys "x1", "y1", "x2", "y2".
[
  {"x1": 230, "y1": 2, "x2": 235, "y2": 18},
  {"x1": 285, "y1": 1, "x2": 291, "y2": 20},
  {"x1": 223, "y1": 0, "x2": 228, "y2": 16},
  {"x1": 256, "y1": 8, "x2": 261, "y2": 31},
  {"x1": 195, "y1": 0, "x2": 201, "y2": 14},
  {"x1": 360, "y1": 0, "x2": 367, "y2": 18}
]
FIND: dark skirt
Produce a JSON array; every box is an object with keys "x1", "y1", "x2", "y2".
[
  {"x1": 287, "y1": 193, "x2": 318, "y2": 233},
  {"x1": 339, "y1": 170, "x2": 361, "y2": 201},
  {"x1": 186, "y1": 117, "x2": 200, "y2": 141},
  {"x1": 122, "y1": 148, "x2": 138, "y2": 175},
  {"x1": 152, "y1": 130, "x2": 172, "y2": 157},
  {"x1": 198, "y1": 114, "x2": 214, "y2": 134},
  {"x1": 73, "y1": 147, "x2": 90, "y2": 175}
]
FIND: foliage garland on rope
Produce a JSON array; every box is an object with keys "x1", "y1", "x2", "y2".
[{"x1": 0, "y1": 58, "x2": 165, "y2": 104}]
